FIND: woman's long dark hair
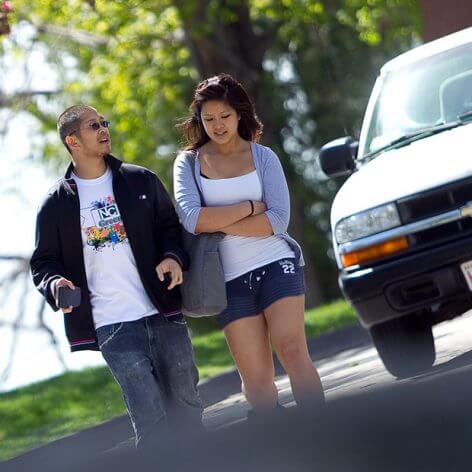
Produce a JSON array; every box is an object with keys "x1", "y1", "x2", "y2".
[{"x1": 178, "y1": 73, "x2": 263, "y2": 150}]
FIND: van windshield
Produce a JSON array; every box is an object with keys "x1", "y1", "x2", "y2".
[{"x1": 361, "y1": 43, "x2": 472, "y2": 158}]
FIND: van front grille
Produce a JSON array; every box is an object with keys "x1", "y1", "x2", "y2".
[{"x1": 397, "y1": 175, "x2": 472, "y2": 248}]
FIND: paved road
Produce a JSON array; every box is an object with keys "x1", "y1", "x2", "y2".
[
  {"x1": 5, "y1": 311, "x2": 472, "y2": 471},
  {"x1": 205, "y1": 310, "x2": 472, "y2": 430},
  {"x1": 88, "y1": 310, "x2": 472, "y2": 471}
]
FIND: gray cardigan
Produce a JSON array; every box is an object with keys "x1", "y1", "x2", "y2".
[{"x1": 173, "y1": 141, "x2": 305, "y2": 266}]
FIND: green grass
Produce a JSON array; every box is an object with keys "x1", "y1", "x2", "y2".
[
  {"x1": 0, "y1": 299, "x2": 356, "y2": 461},
  {"x1": 0, "y1": 368, "x2": 124, "y2": 461},
  {"x1": 304, "y1": 299, "x2": 358, "y2": 338}
]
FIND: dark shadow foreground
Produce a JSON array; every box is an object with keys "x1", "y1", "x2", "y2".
[
  {"x1": 19, "y1": 363, "x2": 469, "y2": 472},
  {"x1": 0, "y1": 324, "x2": 372, "y2": 472}
]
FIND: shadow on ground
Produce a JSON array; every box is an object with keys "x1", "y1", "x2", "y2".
[
  {"x1": 5, "y1": 324, "x2": 472, "y2": 471},
  {"x1": 4, "y1": 356, "x2": 472, "y2": 472},
  {"x1": 89, "y1": 363, "x2": 472, "y2": 472}
]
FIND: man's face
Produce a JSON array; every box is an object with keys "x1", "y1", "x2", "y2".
[{"x1": 69, "y1": 109, "x2": 111, "y2": 157}]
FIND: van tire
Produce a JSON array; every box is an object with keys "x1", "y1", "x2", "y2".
[{"x1": 369, "y1": 314, "x2": 435, "y2": 378}]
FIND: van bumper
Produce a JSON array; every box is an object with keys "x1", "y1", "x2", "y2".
[{"x1": 340, "y1": 236, "x2": 472, "y2": 328}]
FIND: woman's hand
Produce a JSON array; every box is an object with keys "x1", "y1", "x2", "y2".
[{"x1": 251, "y1": 201, "x2": 267, "y2": 215}]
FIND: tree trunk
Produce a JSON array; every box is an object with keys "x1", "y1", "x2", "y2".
[{"x1": 174, "y1": 0, "x2": 325, "y2": 306}]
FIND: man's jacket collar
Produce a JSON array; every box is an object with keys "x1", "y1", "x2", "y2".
[{"x1": 62, "y1": 154, "x2": 123, "y2": 195}]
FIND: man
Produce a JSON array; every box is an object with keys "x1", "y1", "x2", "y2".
[{"x1": 30, "y1": 105, "x2": 202, "y2": 447}]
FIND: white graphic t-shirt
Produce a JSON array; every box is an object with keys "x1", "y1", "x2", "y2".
[{"x1": 72, "y1": 167, "x2": 156, "y2": 329}]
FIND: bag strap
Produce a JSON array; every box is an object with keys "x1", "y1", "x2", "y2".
[
  {"x1": 184, "y1": 150, "x2": 206, "y2": 206},
  {"x1": 184, "y1": 150, "x2": 225, "y2": 241}
]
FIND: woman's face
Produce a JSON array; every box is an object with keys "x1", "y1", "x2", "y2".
[{"x1": 200, "y1": 100, "x2": 240, "y2": 145}]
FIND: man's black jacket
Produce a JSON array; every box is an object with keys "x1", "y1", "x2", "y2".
[{"x1": 30, "y1": 154, "x2": 189, "y2": 352}]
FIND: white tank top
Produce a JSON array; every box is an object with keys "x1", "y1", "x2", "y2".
[{"x1": 201, "y1": 170, "x2": 295, "y2": 281}]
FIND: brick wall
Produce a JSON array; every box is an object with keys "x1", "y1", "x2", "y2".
[{"x1": 419, "y1": 0, "x2": 472, "y2": 41}]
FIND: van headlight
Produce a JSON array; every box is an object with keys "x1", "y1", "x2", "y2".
[{"x1": 335, "y1": 203, "x2": 401, "y2": 244}]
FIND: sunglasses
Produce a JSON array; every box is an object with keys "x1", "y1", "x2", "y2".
[
  {"x1": 84, "y1": 120, "x2": 111, "y2": 131},
  {"x1": 69, "y1": 119, "x2": 111, "y2": 135}
]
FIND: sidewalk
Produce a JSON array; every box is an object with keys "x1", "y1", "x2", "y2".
[{"x1": 1, "y1": 323, "x2": 371, "y2": 472}]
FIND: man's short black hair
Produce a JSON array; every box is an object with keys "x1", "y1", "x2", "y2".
[{"x1": 57, "y1": 105, "x2": 96, "y2": 155}]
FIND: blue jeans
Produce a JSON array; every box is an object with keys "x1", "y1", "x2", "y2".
[{"x1": 96, "y1": 313, "x2": 202, "y2": 446}]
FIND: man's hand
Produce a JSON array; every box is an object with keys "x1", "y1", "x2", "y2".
[
  {"x1": 53, "y1": 277, "x2": 75, "y2": 314},
  {"x1": 156, "y1": 258, "x2": 183, "y2": 290}
]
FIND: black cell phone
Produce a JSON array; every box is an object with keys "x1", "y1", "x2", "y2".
[
  {"x1": 57, "y1": 286, "x2": 81, "y2": 308},
  {"x1": 164, "y1": 273, "x2": 172, "y2": 286}
]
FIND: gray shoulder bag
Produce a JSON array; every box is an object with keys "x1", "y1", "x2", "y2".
[{"x1": 180, "y1": 152, "x2": 227, "y2": 317}]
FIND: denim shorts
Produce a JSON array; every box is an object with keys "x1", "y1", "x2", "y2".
[{"x1": 217, "y1": 258, "x2": 305, "y2": 328}]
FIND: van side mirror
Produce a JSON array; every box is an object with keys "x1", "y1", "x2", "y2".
[{"x1": 319, "y1": 136, "x2": 358, "y2": 178}]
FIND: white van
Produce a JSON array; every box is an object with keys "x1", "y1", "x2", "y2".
[{"x1": 319, "y1": 27, "x2": 472, "y2": 377}]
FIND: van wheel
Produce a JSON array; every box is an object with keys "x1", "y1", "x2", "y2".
[{"x1": 369, "y1": 314, "x2": 435, "y2": 379}]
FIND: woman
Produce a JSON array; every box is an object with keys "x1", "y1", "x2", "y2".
[{"x1": 174, "y1": 73, "x2": 324, "y2": 414}]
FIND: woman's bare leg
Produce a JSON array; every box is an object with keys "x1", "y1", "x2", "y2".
[
  {"x1": 264, "y1": 295, "x2": 325, "y2": 406},
  {"x1": 223, "y1": 314, "x2": 278, "y2": 410}
]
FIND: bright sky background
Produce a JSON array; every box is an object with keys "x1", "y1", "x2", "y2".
[{"x1": 0, "y1": 25, "x2": 105, "y2": 393}]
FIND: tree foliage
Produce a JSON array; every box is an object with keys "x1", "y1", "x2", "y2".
[{"x1": 1, "y1": 0, "x2": 422, "y2": 303}]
